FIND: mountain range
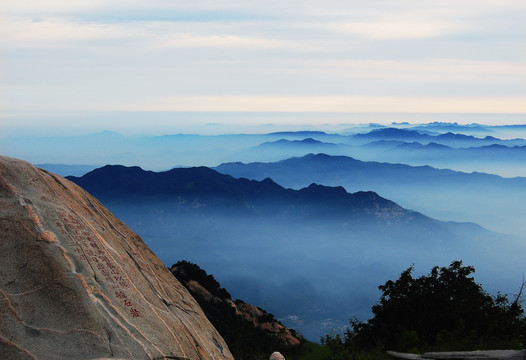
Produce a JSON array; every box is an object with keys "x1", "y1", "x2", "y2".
[
  {"x1": 243, "y1": 130, "x2": 526, "y2": 177},
  {"x1": 352, "y1": 127, "x2": 526, "y2": 147},
  {"x1": 67, "y1": 164, "x2": 462, "y2": 233},
  {"x1": 64, "y1": 163, "x2": 525, "y2": 340},
  {"x1": 214, "y1": 153, "x2": 526, "y2": 237},
  {"x1": 4, "y1": 121, "x2": 526, "y2": 346},
  {"x1": 11, "y1": 123, "x2": 526, "y2": 177}
]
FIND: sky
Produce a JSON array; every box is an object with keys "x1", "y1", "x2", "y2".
[{"x1": 1, "y1": 0, "x2": 526, "y2": 132}]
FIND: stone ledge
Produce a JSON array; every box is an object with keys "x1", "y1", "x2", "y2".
[{"x1": 387, "y1": 350, "x2": 526, "y2": 360}]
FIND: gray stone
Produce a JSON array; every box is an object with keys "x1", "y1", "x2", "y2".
[
  {"x1": 269, "y1": 351, "x2": 286, "y2": 360},
  {"x1": 421, "y1": 350, "x2": 526, "y2": 359},
  {"x1": 387, "y1": 350, "x2": 526, "y2": 360}
]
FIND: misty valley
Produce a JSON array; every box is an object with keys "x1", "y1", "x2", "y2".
[{"x1": 29, "y1": 122, "x2": 524, "y2": 341}]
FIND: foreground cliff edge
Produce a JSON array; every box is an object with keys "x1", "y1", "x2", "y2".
[{"x1": 0, "y1": 156, "x2": 233, "y2": 360}]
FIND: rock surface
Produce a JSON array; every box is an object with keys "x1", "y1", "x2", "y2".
[
  {"x1": 232, "y1": 301, "x2": 303, "y2": 346},
  {"x1": 0, "y1": 156, "x2": 233, "y2": 360},
  {"x1": 386, "y1": 350, "x2": 526, "y2": 359},
  {"x1": 269, "y1": 351, "x2": 285, "y2": 360}
]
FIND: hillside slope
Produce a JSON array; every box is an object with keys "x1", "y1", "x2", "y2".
[{"x1": 170, "y1": 261, "x2": 304, "y2": 360}]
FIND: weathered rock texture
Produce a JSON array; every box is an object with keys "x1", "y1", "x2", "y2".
[
  {"x1": 232, "y1": 301, "x2": 302, "y2": 347},
  {"x1": 0, "y1": 156, "x2": 233, "y2": 360},
  {"x1": 387, "y1": 350, "x2": 526, "y2": 359},
  {"x1": 269, "y1": 352, "x2": 286, "y2": 360}
]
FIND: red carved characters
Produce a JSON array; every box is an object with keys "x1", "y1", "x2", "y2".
[{"x1": 56, "y1": 211, "x2": 141, "y2": 318}]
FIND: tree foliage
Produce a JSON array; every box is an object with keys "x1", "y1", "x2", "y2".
[{"x1": 322, "y1": 261, "x2": 525, "y2": 358}]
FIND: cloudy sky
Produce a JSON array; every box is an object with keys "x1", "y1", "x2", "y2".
[{"x1": 1, "y1": 0, "x2": 525, "y2": 130}]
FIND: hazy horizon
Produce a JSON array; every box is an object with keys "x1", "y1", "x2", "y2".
[{"x1": 2, "y1": 111, "x2": 526, "y2": 137}]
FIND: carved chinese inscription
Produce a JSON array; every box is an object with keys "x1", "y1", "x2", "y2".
[{"x1": 55, "y1": 211, "x2": 141, "y2": 318}]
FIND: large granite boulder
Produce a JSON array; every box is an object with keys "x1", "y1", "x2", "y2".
[{"x1": 0, "y1": 156, "x2": 233, "y2": 360}]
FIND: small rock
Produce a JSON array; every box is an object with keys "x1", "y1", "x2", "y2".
[{"x1": 269, "y1": 351, "x2": 285, "y2": 360}]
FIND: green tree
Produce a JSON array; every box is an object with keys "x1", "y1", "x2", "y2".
[{"x1": 322, "y1": 261, "x2": 525, "y2": 358}]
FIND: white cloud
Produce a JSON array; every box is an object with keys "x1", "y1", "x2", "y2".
[
  {"x1": 155, "y1": 33, "x2": 288, "y2": 49},
  {"x1": 4, "y1": 0, "x2": 524, "y2": 16},
  {"x1": 116, "y1": 95, "x2": 526, "y2": 114},
  {"x1": 1, "y1": 0, "x2": 524, "y2": 118},
  {"x1": 0, "y1": 18, "x2": 130, "y2": 48},
  {"x1": 331, "y1": 21, "x2": 468, "y2": 40},
  {"x1": 285, "y1": 59, "x2": 526, "y2": 81},
  {"x1": 0, "y1": 0, "x2": 109, "y2": 15},
  {"x1": 0, "y1": 17, "x2": 292, "y2": 50}
]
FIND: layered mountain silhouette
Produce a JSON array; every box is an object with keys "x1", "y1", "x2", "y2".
[
  {"x1": 63, "y1": 160, "x2": 523, "y2": 340},
  {"x1": 236, "y1": 128, "x2": 526, "y2": 177},
  {"x1": 0, "y1": 156, "x2": 233, "y2": 360},
  {"x1": 250, "y1": 131, "x2": 526, "y2": 162},
  {"x1": 214, "y1": 153, "x2": 526, "y2": 190},
  {"x1": 363, "y1": 140, "x2": 526, "y2": 162},
  {"x1": 214, "y1": 153, "x2": 526, "y2": 236},
  {"x1": 353, "y1": 127, "x2": 526, "y2": 147},
  {"x1": 18, "y1": 125, "x2": 526, "y2": 178},
  {"x1": 256, "y1": 138, "x2": 343, "y2": 150},
  {"x1": 67, "y1": 164, "x2": 445, "y2": 228}
]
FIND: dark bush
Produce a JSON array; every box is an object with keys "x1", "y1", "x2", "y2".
[{"x1": 322, "y1": 261, "x2": 526, "y2": 358}]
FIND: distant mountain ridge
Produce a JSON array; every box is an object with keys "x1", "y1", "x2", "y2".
[
  {"x1": 355, "y1": 127, "x2": 430, "y2": 141},
  {"x1": 213, "y1": 153, "x2": 526, "y2": 237},
  {"x1": 67, "y1": 164, "x2": 421, "y2": 224},
  {"x1": 214, "y1": 153, "x2": 526, "y2": 189},
  {"x1": 353, "y1": 127, "x2": 526, "y2": 147},
  {"x1": 258, "y1": 138, "x2": 337, "y2": 147},
  {"x1": 65, "y1": 163, "x2": 501, "y2": 258},
  {"x1": 13, "y1": 123, "x2": 526, "y2": 178}
]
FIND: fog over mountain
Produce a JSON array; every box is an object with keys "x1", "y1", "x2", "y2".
[
  {"x1": 7, "y1": 122, "x2": 525, "y2": 177},
  {"x1": 214, "y1": 153, "x2": 526, "y2": 237},
  {"x1": 244, "y1": 129, "x2": 526, "y2": 177},
  {"x1": 352, "y1": 127, "x2": 526, "y2": 147},
  {"x1": 66, "y1": 164, "x2": 526, "y2": 340},
  {"x1": 10, "y1": 122, "x2": 525, "y2": 340}
]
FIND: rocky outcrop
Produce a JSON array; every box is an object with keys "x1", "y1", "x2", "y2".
[
  {"x1": 0, "y1": 156, "x2": 233, "y2": 360},
  {"x1": 387, "y1": 350, "x2": 526, "y2": 360},
  {"x1": 269, "y1": 352, "x2": 286, "y2": 360},
  {"x1": 170, "y1": 260, "x2": 304, "y2": 352},
  {"x1": 232, "y1": 301, "x2": 302, "y2": 347}
]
